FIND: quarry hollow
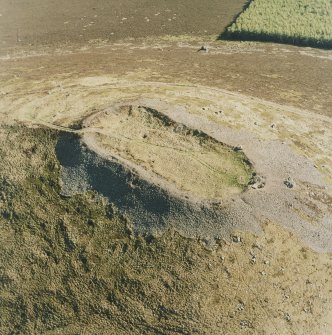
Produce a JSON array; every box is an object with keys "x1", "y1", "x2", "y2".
[{"x1": 81, "y1": 105, "x2": 254, "y2": 202}]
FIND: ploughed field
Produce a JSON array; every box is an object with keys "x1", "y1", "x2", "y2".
[{"x1": 0, "y1": 0, "x2": 247, "y2": 48}]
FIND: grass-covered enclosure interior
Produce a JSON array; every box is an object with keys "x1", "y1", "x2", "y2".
[
  {"x1": 83, "y1": 105, "x2": 253, "y2": 201},
  {"x1": 223, "y1": 0, "x2": 332, "y2": 48}
]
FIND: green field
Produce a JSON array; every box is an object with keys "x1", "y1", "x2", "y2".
[{"x1": 224, "y1": 0, "x2": 332, "y2": 48}]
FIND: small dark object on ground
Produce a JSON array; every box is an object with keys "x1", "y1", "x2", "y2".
[{"x1": 198, "y1": 46, "x2": 209, "y2": 53}]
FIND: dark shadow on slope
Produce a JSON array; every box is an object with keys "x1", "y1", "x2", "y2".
[
  {"x1": 220, "y1": 30, "x2": 332, "y2": 50},
  {"x1": 55, "y1": 132, "x2": 234, "y2": 244},
  {"x1": 218, "y1": 0, "x2": 252, "y2": 40}
]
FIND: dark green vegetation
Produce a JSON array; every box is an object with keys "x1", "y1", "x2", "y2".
[{"x1": 223, "y1": 0, "x2": 332, "y2": 48}]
